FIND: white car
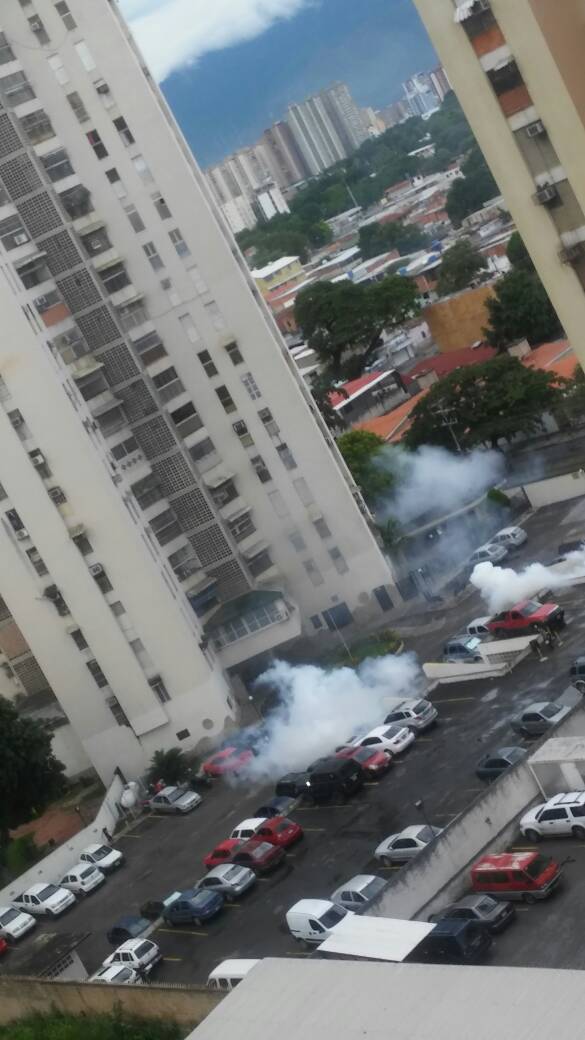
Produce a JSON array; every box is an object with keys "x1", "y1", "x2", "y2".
[
  {"x1": 59, "y1": 863, "x2": 106, "y2": 895},
  {"x1": 230, "y1": 818, "x2": 265, "y2": 841},
  {"x1": 383, "y1": 698, "x2": 438, "y2": 732},
  {"x1": 375, "y1": 824, "x2": 443, "y2": 864},
  {"x1": 491, "y1": 526, "x2": 527, "y2": 549},
  {"x1": 469, "y1": 543, "x2": 508, "y2": 566},
  {"x1": 103, "y1": 938, "x2": 162, "y2": 976},
  {"x1": 195, "y1": 863, "x2": 256, "y2": 900},
  {"x1": 520, "y1": 791, "x2": 585, "y2": 842},
  {"x1": 0, "y1": 905, "x2": 36, "y2": 941},
  {"x1": 147, "y1": 785, "x2": 202, "y2": 814},
  {"x1": 80, "y1": 843, "x2": 124, "y2": 872},
  {"x1": 12, "y1": 883, "x2": 76, "y2": 917},
  {"x1": 348, "y1": 724, "x2": 415, "y2": 755},
  {"x1": 90, "y1": 964, "x2": 144, "y2": 985}
]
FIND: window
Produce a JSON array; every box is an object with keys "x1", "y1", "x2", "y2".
[
  {"x1": 69, "y1": 628, "x2": 88, "y2": 650},
  {"x1": 189, "y1": 264, "x2": 208, "y2": 294},
  {"x1": 329, "y1": 547, "x2": 349, "y2": 574},
  {"x1": 133, "y1": 155, "x2": 153, "y2": 183},
  {"x1": 93, "y1": 568, "x2": 113, "y2": 594},
  {"x1": 313, "y1": 517, "x2": 331, "y2": 539},
  {"x1": 160, "y1": 276, "x2": 180, "y2": 305},
  {"x1": 28, "y1": 15, "x2": 50, "y2": 44},
  {"x1": 48, "y1": 486, "x2": 67, "y2": 505},
  {"x1": 17, "y1": 256, "x2": 50, "y2": 289},
  {"x1": 178, "y1": 313, "x2": 199, "y2": 344},
  {"x1": 133, "y1": 330, "x2": 166, "y2": 365},
  {"x1": 150, "y1": 509, "x2": 182, "y2": 546},
  {"x1": 26, "y1": 547, "x2": 48, "y2": 576},
  {"x1": 227, "y1": 509, "x2": 255, "y2": 542},
  {"x1": 152, "y1": 192, "x2": 171, "y2": 219},
  {"x1": 303, "y1": 559, "x2": 324, "y2": 586},
  {"x1": 19, "y1": 109, "x2": 55, "y2": 145},
  {"x1": 113, "y1": 116, "x2": 135, "y2": 146},
  {"x1": 143, "y1": 241, "x2": 164, "y2": 271},
  {"x1": 131, "y1": 473, "x2": 163, "y2": 510},
  {"x1": 0, "y1": 71, "x2": 36, "y2": 106},
  {"x1": 247, "y1": 548, "x2": 273, "y2": 577},
  {"x1": 225, "y1": 340, "x2": 243, "y2": 365},
  {"x1": 170, "y1": 400, "x2": 202, "y2": 436},
  {"x1": 59, "y1": 183, "x2": 92, "y2": 218},
  {"x1": 198, "y1": 350, "x2": 218, "y2": 378},
  {"x1": 66, "y1": 91, "x2": 89, "y2": 122},
  {"x1": 107, "y1": 695, "x2": 129, "y2": 726},
  {"x1": 189, "y1": 436, "x2": 215, "y2": 464},
  {"x1": 268, "y1": 490, "x2": 289, "y2": 518},
  {"x1": 251, "y1": 454, "x2": 271, "y2": 483},
  {"x1": 110, "y1": 600, "x2": 126, "y2": 617},
  {"x1": 153, "y1": 366, "x2": 184, "y2": 403},
  {"x1": 99, "y1": 261, "x2": 130, "y2": 295},
  {"x1": 294, "y1": 477, "x2": 314, "y2": 506},
  {"x1": 310, "y1": 614, "x2": 323, "y2": 630},
  {"x1": 87, "y1": 129, "x2": 108, "y2": 159},
  {"x1": 215, "y1": 385, "x2": 236, "y2": 414},
  {"x1": 169, "y1": 228, "x2": 190, "y2": 257},
  {"x1": 276, "y1": 443, "x2": 297, "y2": 470},
  {"x1": 117, "y1": 298, "x2": 148, "y2": 331},
  {"x1": 258, "y1": 407, "x2": 279, "y2": 436},
  {"x1": 106, "y1": 167, "x2": 127, "y2": 198},
  {"x1": 289, "y1": 530, "x2": 306, "y2": 551},
  {"x1": 205, "y1": 300, "x2": 225, "y2": 331},
  {"x1": 80, "y1": 225, "x2": 111, "y2": 257},
  {"x1": 55, "y1": 1, "x2": 76, "y2": 29},
  {"x1": 237, "y1": 375, "x2": 263, "y2": 406},
  {"x1": 41, "y1": 148, "x2": 74, "y2": 183},
  {"x1": 111, "y1": 435, "x2": 139, "y2": 461},
  {"x1": 86, "y1": 658, "x2": 108, "y2": 688},
  {"x1": 75, "y1": 42, "x2": 97, "y2": 72},
  {"x1": 149, "y1": 675, "x2": 171, "y2": 704},
  {"x1": 73, "y1": 532, "x2": 93, "y2": 555},
  {"x1": 232, "y1": 420, "x2": 254, "y2": 448},
  {"x1": 373, "y1": 585, "x2": 393, "y2": 612},
  {"x1": 0, "y1": 33, "x2": 15, "y2": 66},
  {"x1": 124, "y1": 204, "x2": 145, "y2": 232}
]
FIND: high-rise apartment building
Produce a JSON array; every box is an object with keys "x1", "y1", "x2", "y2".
[
  {"x1": 403, "y1": 74, "x2": 441, "y2": 118},
  {"x1": 321, "y1": 83, "x2": 369, "y2": 154},
  {"x1": 256, "y1": 121, "x2": 310, "y2": 190},
  {"x1": 287, "y1": 94, "x2": 348, "y2": 176},
  {"x1": 413, "y1": 0, "x2": 585, "y2": 372},
  {"x1": 0, "y1": 0, "x2": 398, "y2": 783},
  {"x1": 206, "y1": 147, "x2": 289, "y2": 234}
]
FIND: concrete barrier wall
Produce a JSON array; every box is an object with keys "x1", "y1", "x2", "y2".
[
  {"x1": 523, "y1": 472, "x2": 585, "y2": 508},
  {"x1": 0, "y1": 976, "x2": 221, "y2": 1027},
  {"x1": 51, "y1": 722, "x2": 93, "y2": 778},
  {"x1": 368, "y1": 703, "x2": 585, "y2": 922},
  {"x1": 0, "y1": 774, "x2": 124, "y2": 904}
]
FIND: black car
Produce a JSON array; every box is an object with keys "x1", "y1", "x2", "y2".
[
  {"x1": 106, "y1": 914, "x2": 150, "y2": 945},
  {"x1": 410, "y1": 919, "x2": 492, "y2": 965},
  {"x1": 476, "y1": 746, "x2": 526, "y2": 783},
  {"x1": 305, "y1": 756, "x2": 364, "y2": 802},
  {"x1": 429, "y1": 894, "x2": 516, "y2": 934},
  {"x1": 558, "y1": 539, "x2": 585, "y2": 556},
  {"x1": 140, "y1": 891, "x2": 181, "y2": 920},
  {"x1": 570, "y1": 656, "x2": 585, "y2": 692},
  {"x1": 275, "y1": 772, "x2": 310, "y2": 798},
  {"x1": 254, "y1": 795, "x2": 297, "y2": 818}
]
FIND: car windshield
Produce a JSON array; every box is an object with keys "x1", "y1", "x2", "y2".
[
  {"x1": 0, "y1": 909, "x2": 18, "y2": 924},
  {"x1": 352, "y1": 748, "x2": 373, "y2": 763},
  {"x1": 37, "y1": 885, "x2": 59, "y2": 900},
  {"x1": 467, "y1": 923, "x2": 485, "y2": 948},
  {"x1": 383, "y1": 725, "x2": 402, "y2": 738},
  {"x1": 418, "y1": 826, "x2": 439, "y2": 842},
  {"x1": 80, "y1": 867, "x2": 95, "y2": 880},
  {"x1": 362, "y1": 878, "x2": 386, "y2": 899},
  {"x1": 541, "y1": 703, "x2": 560, "y2": 719},
  {"x1": 520, "y1": 601, "x2": 541, "y2": 616},
  {"x1": 275, "y1": 820, "x2": 292, "y2": 833},
  {"x1": 251, "y1": 843, "x2": 272, "y2": 857},
  {"x1": 476, "y1": 897, "x2": 497, "y2": 913},
  {"x1": 413, "y1": 701, "x2": 428, "y2": 714},
  {"x1": 320, "y1": 905, "x2": 347, "y2": 928},
  {"x1": 134, "y1": 941, "x2": 154, "y2": 959},
  {"x1": 165, "y1": 788, "x2": 184, "y2": 802},
  {"x1": 91, "y1": 845, "x2": 111, "y2": 860},
  {"x1": 222, "y1": 867, "x2": 241, "y2": 881},
  {"x1": 126, "y1": 918, "x2": 148, "y2": 936},
  {"x1": 525, "y1": 855, "x2": 552, "y2": 879},
  {"x1": 116, "y1": 968, "x2": 133, "y2": 981}
]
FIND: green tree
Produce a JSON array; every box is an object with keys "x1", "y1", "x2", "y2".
[
  {"x1": 446, "y1": 144, "x2": 499, "y2": 225},
  {"x1": 358, "y1": 220, "x2": 429, "y2": 260},
  {"x1": 295, "y1": 276, "x2": 419, "y2": 378},
  {"x1": 147, "y1": 747, "x2": 190, "y2": 787},
  {"x1": 337, "y1": 429, "x2": 394, "y2": 506},
  {"x1": 406, "y1": 354, "x2": 562, "y2": 451},
  {"x1": 437, "y1": 239, "x2": 487, "y2": 296},
  {"x1": 484, "y1": 268, "x2": 562, "y2": 350},
  {"x1": 0, "y1": 697, "x2": 66, "y2": 847},
  {"x1": 0, "y1": 1012, "x2": 182, "y2": 1040},
  {"x1": 557, "y1": 363, "x2": 585, "y2": 426},
  {"x1": 506, "y1": 230, "x2": 535, "y2": 272}
]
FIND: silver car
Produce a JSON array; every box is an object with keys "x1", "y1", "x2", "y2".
[
  {"x1": 330, "y1": 874, "x2": 387, "y2": 913},
  {"x1": 147, "y1": 785, "x2": 202, "y2": 814},
  {"x1": 510, "y1": 701, "x2": 571, "y2": 737},
  {"x1": 195, "y1": 864, "x2": 256, "y2": 900}
]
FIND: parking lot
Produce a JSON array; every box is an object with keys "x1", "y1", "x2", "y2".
[{"x1": 5, "y1": 497, "x2": 585, "y2": 983}]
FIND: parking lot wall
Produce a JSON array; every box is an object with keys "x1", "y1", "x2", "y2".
[
  {"x1": 0, "y1": 976, "x2": 222, "y2": 1027},
  {"x1": 0, "y1": 774, "x2": 125, "y2": 905},
  {"x1": 367, "y1": 704, "x2": 585, "y2": 922},
  {"x1": 520, "y1": 472, "x2": 585, "y2": 508}
]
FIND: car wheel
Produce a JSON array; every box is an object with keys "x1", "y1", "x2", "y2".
[
  {"x1": 572, "y1": 825, "x2": 585, "y2": 840},
  {"x1": 382, "y1": 856, "x2": 392, "y2": 866},
  {"x1": 523, "y1": 828, "x2": 540, "y2": 843},
  {"x1": 522, "y1": 892, "x2": 536, "y2": 904},
  {"x1": 575, "y1": 680, "x2": 585, "y2": 694}
]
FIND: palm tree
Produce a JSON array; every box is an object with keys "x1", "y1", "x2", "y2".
[{"x1": 146, "y1": 747, "x2": 189, "y2": 787}]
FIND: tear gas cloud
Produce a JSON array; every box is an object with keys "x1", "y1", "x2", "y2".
[
  {"x1": 239, "y1": 652, "x2": 423, "y2": 783},
  {"x1": 471, "y1": 552, "x2": 585, "y2": 613}
]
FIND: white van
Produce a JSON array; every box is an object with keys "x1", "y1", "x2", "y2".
[
  {"x1": 229, "y1": 818, "x2": 265, "y2": 841},
  {"x1": 467, "y1": 616, "x2": 491, "y2": 638},
  {"x1": 491, "y1": 526, "x2": 527, "y2": 549},
  {"x1": 206, "y1": 959, "x2": 260, "y2": 991},
  {"x1": 286, "y1": 899, "x2": 352, "y2": 944}
]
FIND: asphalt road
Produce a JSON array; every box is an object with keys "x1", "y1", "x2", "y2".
[{"x1": 5, "y1": 498, "x2": 585, "y2": 983}]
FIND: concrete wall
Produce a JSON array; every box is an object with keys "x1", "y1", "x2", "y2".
[
  {"x1": 51, "y1": 722, "x2": 93, "y2": 779},
  {"x1": 523, "y1": 471, "x2": 585, "y2": 507},
  {"x1": 0, "y1": 976, "x2": 221, "y2": 1028},
  {"x1": 422, "y1": 285, "x2": 495, "y2": 352},
  {"x1": 0, "y1": 775, "x2": 124, "y2": 905}
]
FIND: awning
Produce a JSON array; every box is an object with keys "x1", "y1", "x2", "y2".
[
  {"x1": 202, "y1": 469, "x2": 234, "y2": 489},
  {"x1": 224, "y1": 504, "x2": 252, "y2": 523},
  {"x1": 318, "y1": 916, "x2": 435, "y2": 962},
  {"x1": 68, "y1": 523, "x2": 86, "y2": 539},
  {"x1": 78, "y1": 219, "x2": 106, "y2": 236},
  {"x1": 91, "y1": 394, "x2": 123, "y2": 417},
  {"x1": 93, "y1": 253, "x2": 122, "y2": 272},
  {"x1": 242, "y1": 539, "x2": 269, "y2": 561},
  {"x1": 15, "y1": 251, "x2": 47, "y2": 271},
  {"x1": 71, "y1": 359, "x2": 104, "y2": 380},
  {"x1": 204, "y1": 590, "x2": 284, "y2": 632}
]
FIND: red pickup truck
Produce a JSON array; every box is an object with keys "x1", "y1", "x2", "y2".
[{"x1": 487, "y1": 599, "x2": 565, "y2": 637}]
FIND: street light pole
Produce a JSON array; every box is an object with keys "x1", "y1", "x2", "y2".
[{"x1": 414, "y1": 798, "x2": 432, "y2": 830}]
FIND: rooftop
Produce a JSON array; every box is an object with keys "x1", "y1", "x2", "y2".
[
  {"x1": 404, "y1": 344, "x2": 497, "y2": 382},
  {"x1": 355, "y1": 389, "x2": 428, "y2": 443},
  {"x1": 251, "y1": 256, "x2": 300, "y2": 279},
  {"x1": 328, "y1": 371, "x2": 394, "y2": 410}
]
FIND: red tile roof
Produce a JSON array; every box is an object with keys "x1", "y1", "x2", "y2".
[
  {"x1": 328, "y1": 371, "x2": 391, "y2": 409},
  {"x1": 523, "y1": 339, "x2": 576, "y2": 378},
  {"x1": 356, "y1": 390, "x2": 428, "y2": 442},
  {"x1": 405, "y1": 344, "x2": 497, "y2": 383}
]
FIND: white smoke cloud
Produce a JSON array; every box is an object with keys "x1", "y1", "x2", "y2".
[
  {"x1": 471, "y1": 552, "x2": 585, "y2": 613},
  {"x1": 240, "y1": 652, "x2": 423, "y2": 783},
  {"x1": 120, "y1": 0, "x2": 313, "y2": 82}
]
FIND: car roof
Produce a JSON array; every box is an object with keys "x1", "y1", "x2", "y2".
[
  {"x1": 207, "y1": 864, "x2": 241, "y2": 878},
  {"x1": 234, "y1": 818, "x2": 265, "y2": 830},
  {"x1": 113, "y1": 938, "x2": 152, "y2": 953},
  {"x1": 398, "y1": 825, "x2": 427, "y2": 839},
  {"x1": 288, "y1": 899, "x2": 335, "y2": 916},
  {"x1": 474, "y1": 852, "x2": 536, "y2": 870},
  {"x1": 158, "y1": 785, "x2": 180, "y2": 796},
  {"x1": 83, "y1": 843, "x2": 107, "y2": 855},
  {"x1": 66, "y1": 862, "x2": 94, "y2": 875},
  {"x1": 496, "y1": 526, "x2": 520, "y2": 536},
  {"x1": 25, "y1": 883, "x2": 56, "y2": 895},
  {"x1": 448, "y1": 894, "x2": 494, "y2": 909},
  {"x1": 338, "y1": 874, "x2": 380, "y2": 892},
  {"x1": 309, "y1": 756, "x2": 347, "y2": 770},
  {"x1": 548, "y1": 791, "x2": 585, "y2": 806},
  {"x1": 385, "y1": 699, "x2": 421, "y2": 711},
  {"x1": 94, "y1": 965, "x2": 132, "y2": 978},
  {"x1": 208, "y1": 959, "x2": 260, "y2": 978}
]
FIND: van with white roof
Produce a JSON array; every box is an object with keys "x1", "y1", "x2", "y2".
[
  {"x1": 467, "y1": 617, "x2": 491, "y2": 638},
  {"x1": 286, "y1": 899, "x2": 353, "y2": 944},
  {"x1": 230, "y1": 818, "x2": 265, "y2": 841},
  {"x1": 491, "y1": 526, "x2": 527, "y2": 550},
  {"x1": 207, "y1": 959, "x2": 260, "y2": 991}
]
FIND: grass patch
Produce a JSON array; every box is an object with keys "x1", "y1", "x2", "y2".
[{"x1": 322, "y1": 628, "x2": 402, "y2": 668}]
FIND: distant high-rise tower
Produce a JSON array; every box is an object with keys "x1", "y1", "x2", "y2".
[{"x1": 256, "y1": 122, "x2": 310, "y2": 189}]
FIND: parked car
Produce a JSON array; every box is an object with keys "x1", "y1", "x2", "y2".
[
  {"x1": 275, "y1": 772, "x2": 310, "y2": 798},
  {"x1": 12, "y1": 883, "x2": 76, "y2": 918},
  {"x1": 520, "y1": 791, "x2": 585, "y2": 841},
  {"x1": 147, "y1": 785, "x2": 202, "y2": 814},
  {"x1": 469, "y1": 543, "x2": 508, "y2": 566},
  {"x1": 570, "y1": 656, "x2": 585, "y2": 692},
  {"x1": 346, "y1": 724, "x2": 415, "y2": 755},
  {"x1": 254, "y1": 795, "x2": 296, "y2": 818},
  {"x1": 206, "y1": 959, "x2": 260, "y2": 991},
  {"x1": 59, "y1": 863, "x2": 105, "y2": 896},
  {"x1": 254, "y1": 816, "x2": 303, "y2": 848},
  {"x1": 442, "y1": 634, "x2": 483, "y2": 663},
  {"x1": 467, "y1": 617, "x2": 491, "y2": 638},
  {"x1": 470, "y1": 851, "x2": 562, "y2": 902},
  {"x1": 80, "y1": 843, "x2": 124, "y2": 872},
  {"x1": 0, "y1": 938, "x2": 8, "y2": 958},
  {"x1": 558, "y1": 538, "x2": 585, "y2": 556},
  {"x1": 232, "y1": 840, "x2": 285, "y2": 874},
  {"x1": 491, "y1": 526, "x2": 527, "y2": 550},
  {"x1": 305, "y1": 757, "x2": 364, "y2": 801},
  {"x1": 488, "y1": 599, "x2": 565, "y2": 637},
  {"x1": 511, "y1": 700, "x2": 571, "y2": 737},
  {"x1": 0, "y1": 906, "x2": 36, "y2": 941},
  {"x1": 103, "y1": 938, "x2": 162, "y2": 975},
  {"x1": 335, "y1": 745, "x2": 393, "y2": 778},
  {"x1": 195, "y1": 864, "x2": 256, "y2": 900},
  {"x1": 286, "y1": 899, "x2": 351, "y2": 944},
  {"x1": 202, "y1": 746, "x2": 254, "y2": 777},
  {"x1": 476, "y1": 746, "x2": 526, "y2": 782},
  {"x1": 330, "y1": 874, "x2": 387, "y2": 913},
  {"x1": 106, "y1": 915, "x2": 150, "y2": 946},
  {"x1": 383, "y1": 697, "x2": 437, "y2": 732},
  {"x1": 89, "y1": 964, "x2": 144, "y2": 985},
  {"x1": 375, "y1": 824, "x2": 442, "y2": 864},
  {"x1": 410, "y1": 919, "x2": 492, "y2": 964},
  {"x1": 140, "y1": 891, "x2": 181, "y2": 920},
  {"x1": 230, "y1": 818, "x2": 265, "y2": 841},
  {"x1": 429, "y1": 894, "x2": 515, "y2": 933},
  {"x1": 163, "y1": 888, "x2": 224, "y2": 926},
  {"x1": 203, "y1": 839, "x2": 244, "y2": 870}
]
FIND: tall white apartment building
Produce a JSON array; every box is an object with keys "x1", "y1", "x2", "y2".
[
  {"x1": 206, "y1": 147, "x2": 289, "y2": 234},
  {"x1": 0, "y1": 0, "x2": 399, "y2": 783},
  {"x1": 287, "y1": 95, "x2": 348, "y2": 176},
  {"x1": 322, "y1": 83, "x2": 369, "y2": 154}
]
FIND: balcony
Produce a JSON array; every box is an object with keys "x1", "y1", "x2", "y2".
[{"x1": 205, "y1": 590, "x2": 301, "y2": 667}]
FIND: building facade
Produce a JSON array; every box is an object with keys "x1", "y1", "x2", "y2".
[
  {"x1": 321, "y1": 82, "x2": 369, "y2": 154},
  {"x1": 206, "y1": 147, "x2": 290, "y2": 234},
  {"x1": 286, "y1": 94, "x2": 348, "y2": 176},
  {"x1": 0, "y1": 0, "x2": 398, "y2": 783},
  {"x1": 256, "y1": 122, "x2": 310, "y2": 190},
  {"x1": 413, "y1": 0, "x2": 585, "y2": 374}
]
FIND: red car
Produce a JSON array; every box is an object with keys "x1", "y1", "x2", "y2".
[
  {"x1": 0, "y1": 937, "x2": 7, "y2": 957},
  {"x1": 336, "y1": 745, "x2": 392, "y2": 777},
  {"x1": 202, "y1": 746, "x2": 254, "y2": 777},
  {"x1": 232, "y1": 839, "x2": 285, "y2": 874},
  {"x1": 487, "y1": 599, "x2": 565, "y2": 637},
  {"x1": 203, "y1": 839, "x2": 243, "y2": 869},
  {"x1": 254, "y1": 816, "x2": 303, "y2": 848}
]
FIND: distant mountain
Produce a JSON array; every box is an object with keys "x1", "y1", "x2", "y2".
[{"x1": 161, "y1": 0, "x2": 436, "y2": 168}]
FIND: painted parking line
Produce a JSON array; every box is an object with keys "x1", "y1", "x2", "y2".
[
  {"x1": 156, "y1": 928, "x2": 208, "y2": 937},
  {"x1": 223, "y1": 903, "x2": 241, "y2": 908},
  {"x1": 378, "y1": 864, "x2": 402, "y2": 871},
  {"x1": 118, "y1": 833, "x2": 143, "y2": 839},
  {"x1": 302, "y1": 827, "x2": 327, "y2": 832},
  {"x1": 288, "y1": 951, "x2": 311, "y2": 957},
  {"x1": 164, "y1": 957, "x2": 183, "y2": 962},
  {"x1": 431, "y1": 696, "x2": 476, "y2": 704},
  {"x1": 511, "y1": 846, "x2": 537, "y2": 852}
]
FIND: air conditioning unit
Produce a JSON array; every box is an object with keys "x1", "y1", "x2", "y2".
[
  {"x1": 34, "y1": 294, "x2": 49, "y2": 310},
  {"x1": 29, "y1": 17, "x2": 43, "y2": 32},
  {"x1": 14, "y1": 233, "x2": 28, "y2": 246},
  {"x1": 89, "y1": 563, "x2": 104, "y2": 577},
  {"x1": 15, "y1": 528, "x2": 29, "y2": 541},
  {"x1": 30, "y1": 450, "x2": 45, "y2": 467},
  {"x1": 48, "y1": 486, "x2": 65, "y2": 503},
  {"x1": 534, "y1": 183, "x2": 558, "y2": 205},
  {"x1": 559, "y1": 242, "x2": 585, "y2": 264},
  {"x1": 96, "y1": 82, "x2": 111, "y2": 95},
  {"x1": 526, "y1": 120, "x2": 545, "y2": 138},
  {"x1": 11, "y1": 413, "x2": 24, "y2": 428}
]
